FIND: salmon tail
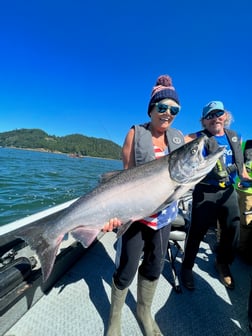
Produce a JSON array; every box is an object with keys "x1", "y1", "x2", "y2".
[{"x1": 13, "y1": 220, "x2": 64, "y2": 282}]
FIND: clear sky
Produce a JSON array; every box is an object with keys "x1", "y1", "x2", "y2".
[{"x1": 0, "y1": 0, "x2": 251, "y2": 146}]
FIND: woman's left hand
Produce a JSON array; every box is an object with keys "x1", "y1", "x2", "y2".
[{"x1": 102, "y1": 217, "x2": 122, "y2": 232}]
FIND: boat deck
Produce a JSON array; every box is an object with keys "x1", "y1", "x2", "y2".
[{"x1": 2, "y1": 229, "x2": 252, "y2": 336}]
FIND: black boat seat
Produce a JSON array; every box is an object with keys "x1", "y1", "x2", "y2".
[{"x1": 167, "y1": 211, "x2": 188, "y2": 292}]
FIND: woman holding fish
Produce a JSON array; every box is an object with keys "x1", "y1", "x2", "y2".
[{"x1": 104, "y1": 74, "x2": 184, "y2": 336}]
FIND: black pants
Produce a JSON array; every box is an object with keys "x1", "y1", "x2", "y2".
[
  {"x1": 182, "y1": 184, "x2": 240, "y2": 269},
  {"x1": 113, "y1": 221, "x2": 171, "y2": 290}
]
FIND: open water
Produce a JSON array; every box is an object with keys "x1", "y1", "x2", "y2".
[{"x1": 0, "y1": 147, "x2": 122, "y2": 226}]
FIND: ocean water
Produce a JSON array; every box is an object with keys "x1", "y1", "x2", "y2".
[{"x1": 0, "y1": 148, "x2": 123, "y2": 226}]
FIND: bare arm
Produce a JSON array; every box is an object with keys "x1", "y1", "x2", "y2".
[
  {"x1": 184, "y1": 133, "x2": 197, "y2": 143},
  {"x1": 240, "y1": 164, "x2": 252, "y2": 180},
  {"x1": 122, "y1": 128, "x2": 135, "y2": 169}
]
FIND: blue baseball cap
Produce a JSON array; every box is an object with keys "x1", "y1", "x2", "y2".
[{"x1": 202, "y1": 101, "x2": 224, "y2": 118}]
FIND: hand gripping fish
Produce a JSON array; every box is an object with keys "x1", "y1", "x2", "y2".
[{"x1": 3, "y1": 136, "x2": 224, "y2": 281}]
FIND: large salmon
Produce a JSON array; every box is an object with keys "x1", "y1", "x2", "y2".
[{"x1": 1, "y1": 136, "x2": 224, "y2": 281}]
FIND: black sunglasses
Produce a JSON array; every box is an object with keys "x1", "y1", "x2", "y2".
[
  {"x1": 153, "y1": 102, "x2": 180, "y2": 116},
  {"x1": 204, "y1": 110, "x2": 225, "y2": 120}
]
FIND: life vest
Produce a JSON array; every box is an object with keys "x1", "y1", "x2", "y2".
[
  {"x1": 244, "y1": 140, "x2": 252, "y2": 170},
  {"x1": 133, "y1": 122, "x2": 185, "y2": 166},
  {"x1": 132, "y1": 122, "x2": 184, "y2": 230},
  {"x1": 200, "y1": 129, "x2": 244, "y2": 186},
  {"x1": 236, "y1": 139, "x2": 252, "y2": 194}
]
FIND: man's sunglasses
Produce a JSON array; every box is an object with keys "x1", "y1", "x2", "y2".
[
  {"x1": 204, "y1": 110, "x2": 225, "y2": 120},
  {"x1": 153, "y1": 102, "x2": 180, "y2": 116}
]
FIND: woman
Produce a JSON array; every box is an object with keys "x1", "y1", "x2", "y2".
[{"x1": 104, "y1": 74, "x2": 184, "y2": 336}]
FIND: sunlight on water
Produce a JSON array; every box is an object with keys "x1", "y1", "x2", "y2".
[{"x1": 0, "y1": 148, "x2": 122, "y2": 225}]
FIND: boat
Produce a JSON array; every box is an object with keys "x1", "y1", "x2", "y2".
[{"x1": 0, "y1": 197, "x2": 251, "y2": 335}]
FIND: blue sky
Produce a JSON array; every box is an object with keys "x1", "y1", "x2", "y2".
[{"x1": 0, "y1": 0, "x2": 251, "y2": 146}]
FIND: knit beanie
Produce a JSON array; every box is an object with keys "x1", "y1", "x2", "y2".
[{"x1": 147, "y1": 75, "x2": 180, "y2": 116}]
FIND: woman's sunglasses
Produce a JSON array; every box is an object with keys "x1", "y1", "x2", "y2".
[
  {"x1": 153, "y1": 102, "x2": 180, "y2": 116},
  {"x1": 204, "y1": 110, "x2": 225, "y2": 120}
]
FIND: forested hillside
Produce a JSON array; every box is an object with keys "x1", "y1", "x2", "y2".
[{"x1": 0, "y1": 129, "x2": 122, "y2": 160}]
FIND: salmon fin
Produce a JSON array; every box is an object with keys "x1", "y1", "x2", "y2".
[
  {"x1": 71, "y1": 227, "x2": 100, "y2": 248},
  {"x1": 152, "y1": 186, "x2": 186, "y2": 214},
  {"x1": 99, "y1": 170, "x2": 123, "y2": 184},
  {"x1": 13, "y1": 221, "x2": 64, "y2": 281},
  {"x1": 116, "y1": 220, "x2": 133, "y2": 238}
]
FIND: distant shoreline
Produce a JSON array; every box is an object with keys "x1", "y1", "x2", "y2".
[
  {"x1": 2, "y1": 146, "x2": 122, "y2": 161},
  {"x1": 4, "y1": 145, "x2": 66, "y2": 155}
]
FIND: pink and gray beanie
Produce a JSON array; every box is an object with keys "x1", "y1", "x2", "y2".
[{"x1": 147, "y1": 75, "x2": 180, "y2": 116}]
